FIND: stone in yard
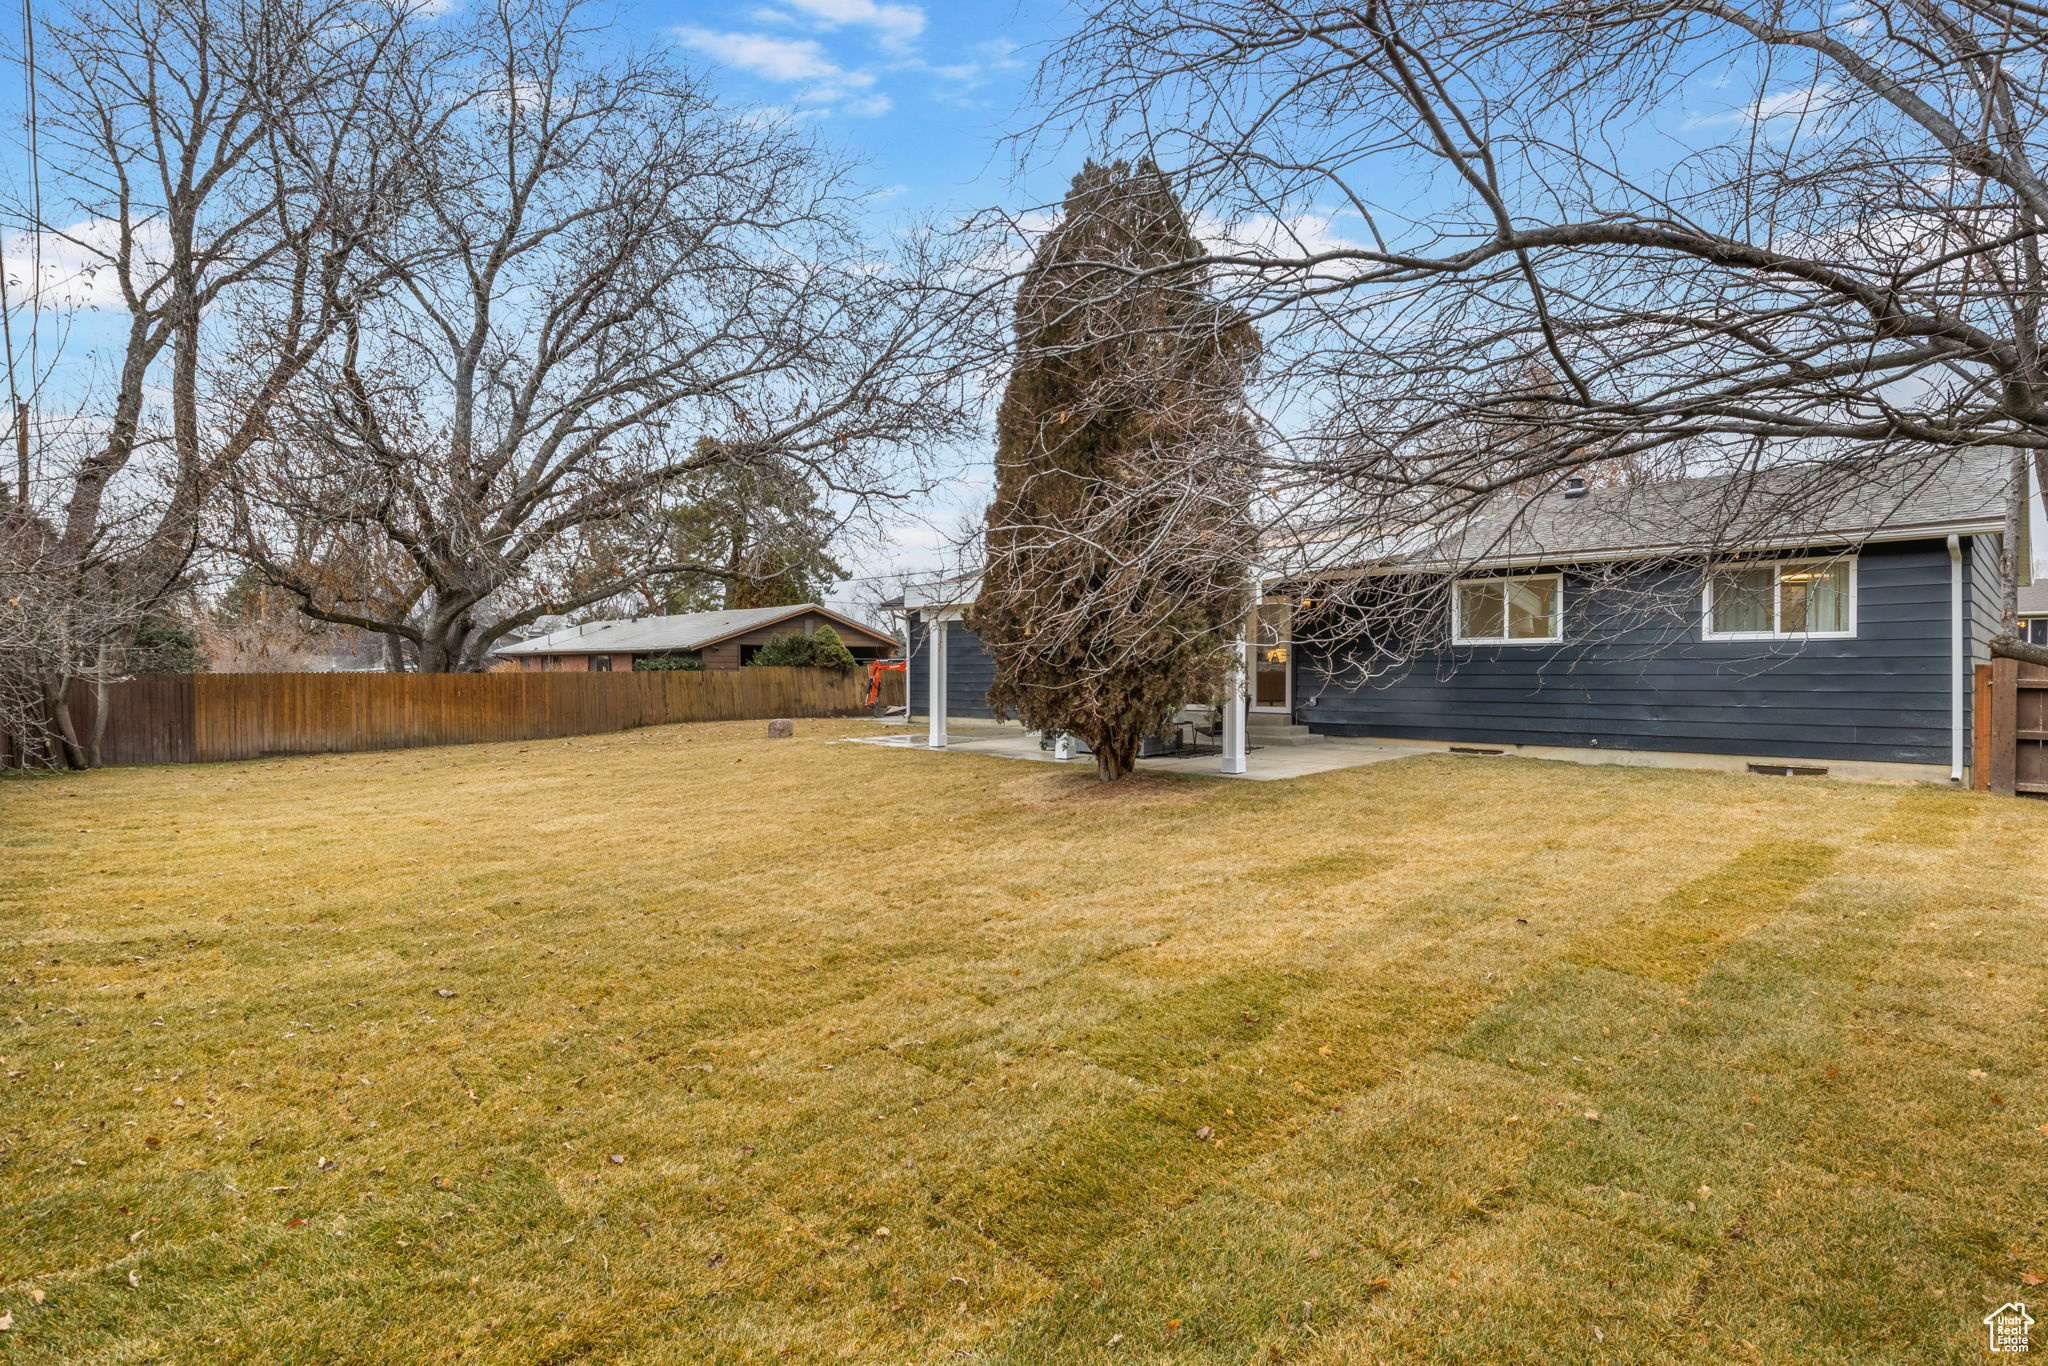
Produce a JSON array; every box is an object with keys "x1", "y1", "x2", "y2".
[{"x1": 767, "y1": 718, "x2": 794, "y2": 738}]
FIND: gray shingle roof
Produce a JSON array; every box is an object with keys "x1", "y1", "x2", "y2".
[
  {"x1": 495, "y1": 603, "x2": 894, "y2": 656},
  {"x1": 1398, "y1": 450, "x2": 2012, "y2": 571}
]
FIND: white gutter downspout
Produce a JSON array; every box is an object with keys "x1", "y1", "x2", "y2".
[{"x1": 1948, "y1": 534, "x2": 1965, "y2": 784}]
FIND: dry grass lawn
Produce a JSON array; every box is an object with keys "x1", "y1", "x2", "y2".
[{"x1": 3, "y1": 718, "x2": 2047, "y2": 1364}]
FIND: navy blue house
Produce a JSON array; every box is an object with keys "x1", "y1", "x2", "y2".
[{"x1": 894, "y1": 454, "x2": 2027, "y2": 783}]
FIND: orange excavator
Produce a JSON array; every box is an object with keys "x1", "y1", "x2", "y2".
[{"x1": 864, "y1": 657, "x2": 906, "y2": 713}]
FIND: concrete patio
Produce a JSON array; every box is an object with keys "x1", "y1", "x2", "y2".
[{"x1": 846, "y1": 719, "x2": 1434, "y2": 781}]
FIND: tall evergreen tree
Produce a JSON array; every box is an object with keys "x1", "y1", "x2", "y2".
[
  {"x1": 968, "y1": 160, "x2": 1260, "y2": 781},
  {"x1": 659, "y1": 446, "x2": 849, "y2": 613}
]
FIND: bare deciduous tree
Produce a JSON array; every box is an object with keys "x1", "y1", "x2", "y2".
[
  {"x1": 0, "y1": 515, "x2": 131, "y2": 766},
  {"x1": 1, "y1": 0, "x2": 437, "y2": 765},
  {"x1": 1031, "y1": 0, "x2": 2048, "y2": 663},
  {"x1": 227, "y1": 0, "x2": 980, "y2": 673}
]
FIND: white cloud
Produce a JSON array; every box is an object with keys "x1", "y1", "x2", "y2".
[
  {"x1": 674, "y1": 28, "x2": 855, "y2": 85},
  {"x1": 772, "y1": 0, "x2": 924, "y2": 47},
  {"x1": 1200, "y1": 211, "x2": 1364, "y2": 263},
  {"x1": 972, "y1": 208, "x2": 1367, "y2": 283},
  {"x1": 672, "y1": 26, "x2": 899, "y2": 114},
  {"x1": 2, "y1": 218, "x2": 167, "y2": 311},
  {"x1": 1747, "y1": 83, "x2": 1842, "y2": 121},
  {"x1": 970, "y1": 38, "x2": 1024, "y2": 64},
  {"x1": 1685, "y1": 82, "x2": 1845, "y2": 131}
]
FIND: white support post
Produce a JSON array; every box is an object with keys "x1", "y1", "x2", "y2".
[
  {"x1": 1221, "y1": 615, "x2": 1248, "y2": 775},
  {"x1": 927, "y1": 616, "x2": 949, "y2": 749},
  {"x1": 1948, "y1": 535, "x2": 1964, "y2": 783}
]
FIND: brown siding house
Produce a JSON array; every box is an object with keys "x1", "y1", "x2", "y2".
[{"x1": 491, "y1": 604, "x2": 898, "y2": 673}]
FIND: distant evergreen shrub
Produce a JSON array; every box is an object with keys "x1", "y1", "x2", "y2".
[{"x1": 747, "y1": 625, "x2": 857, "y2": 671}]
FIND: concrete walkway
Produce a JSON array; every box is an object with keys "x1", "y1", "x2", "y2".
[{"x1": 842, "y1": 722, "x2": 1433, "y2": 782}]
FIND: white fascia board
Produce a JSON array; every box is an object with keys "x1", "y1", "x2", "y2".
[{"x1": 1362, "y1": 518, "x2": 2006, "y2": 577}]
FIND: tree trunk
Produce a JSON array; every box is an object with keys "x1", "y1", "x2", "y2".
[
  {"x1": 411, "y1": 619, "x2": 493, "y2": 673},
  {"x1": 87, "y1": 644, "x2": 112, "y2": 769},
  {"x1": 1092, "y1": 743, "x2": 1135, "y2": 782},
  {"x1": 1085, "y1": 717, "x2": 1145, "y2": 782},
  {"x1": 46, "y1": 678, "x2": 88, "y2": 770}
]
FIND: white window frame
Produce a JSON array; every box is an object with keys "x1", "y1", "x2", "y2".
[
  {"x1": 1701, "y1": 555, "x2": 1859, "y2": 642},
  {"x1": 1450, "y1": 572, "x2": 1565, "y2": 646}
]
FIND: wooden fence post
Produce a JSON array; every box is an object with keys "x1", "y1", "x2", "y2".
[
  {"x1": 1989, "y1": 656, "x2": 2019, "y2": 798},
  {"x1": 1973, "y1": 664, "x2": 1992, "y2": 791}
]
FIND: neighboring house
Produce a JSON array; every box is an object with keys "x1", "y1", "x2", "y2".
[
  {"x1": 2023, "y1": 582, "x2": 2048, "y2": 647},
  {"x1": 896, "y1": 453, "x2": 2024, "y2": 783},
  {"x1": 492, "y1": 603, "x2": 897, "y2": 673}
]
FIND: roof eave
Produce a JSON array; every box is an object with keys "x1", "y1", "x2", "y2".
[
  {"x1": 686, "y1": 604, "x2": 898, "y2": 652},
  {"x1": 1367, "y1": 516, "x2": 2008, "y2": 576},
  {"x1": 492, "y1": 604, "x2": 898, "y2": 656}
]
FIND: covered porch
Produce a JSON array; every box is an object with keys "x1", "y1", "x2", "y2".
[{"x1": 899, "y1": 579, "x2": 1307, "y2": 778}]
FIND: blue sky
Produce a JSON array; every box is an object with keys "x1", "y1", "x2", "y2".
[
  {"x1": 649, "y1": 0, "x2": 1063, "y2": 217},
  {"x1": 0, "y1": 0, "x2": 1068, "y2": 613},
  {"x1": 624, "y1": 0, "x2": 1074, "y2": 604}
]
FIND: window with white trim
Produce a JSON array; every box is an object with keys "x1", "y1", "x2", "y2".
[
  {"x1": 1703, "y1": 557, "x2": 1856, "y2": 640},
  {"x1": 1452, "y1": 573, "x2": 1563, "y2": 645}
]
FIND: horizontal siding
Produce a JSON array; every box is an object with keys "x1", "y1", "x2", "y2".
[
  {"x1": 1300, "y1": 538, "x2": 1967, "y2": 766},
  {"x1": 946, "y1": 621, "x2": 999, "y2": 719},
  {"x1": 1968, "y1": 532, "x2": 2004, "y2": 665},
  {"x1": 904, "y1": 613, "x2": 1000, "y2": 721}
]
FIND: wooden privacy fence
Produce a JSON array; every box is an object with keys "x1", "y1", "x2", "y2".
[
  {"x1": 1975, "y1": 658, "x2": 2048, "y2": 798},
  {"x1": 70, "y1": 667, "x2": 906, "y2": 767}
]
